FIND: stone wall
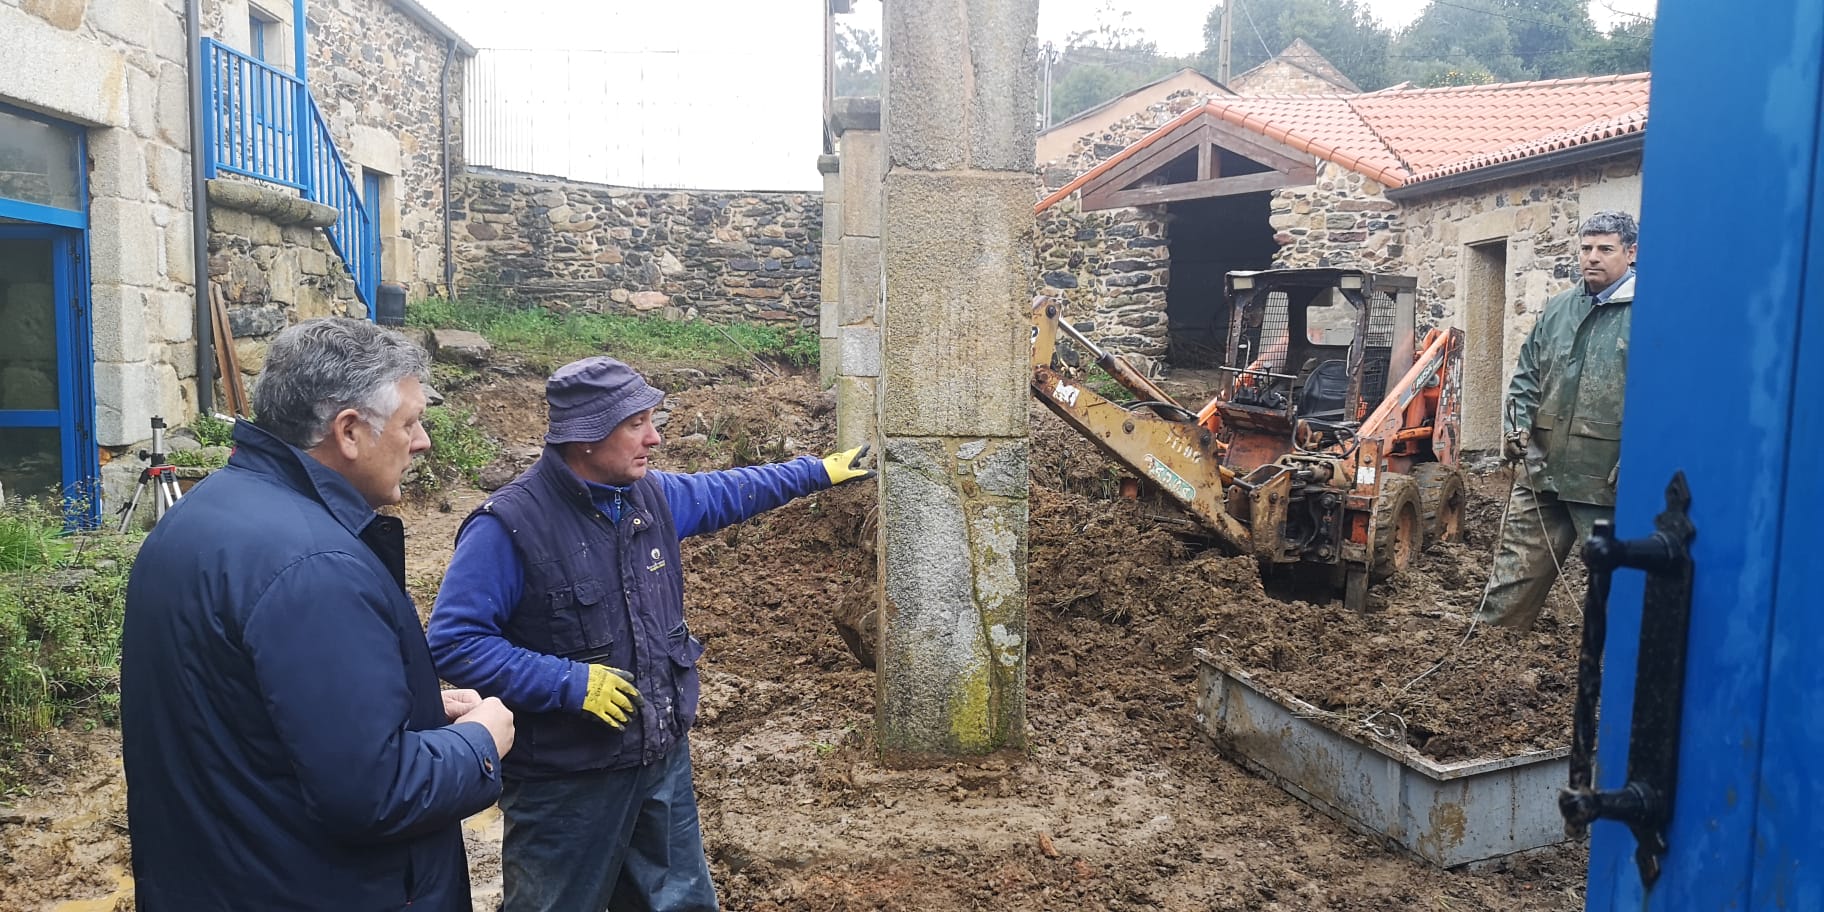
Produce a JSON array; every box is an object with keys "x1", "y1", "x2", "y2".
[
  {"x1": 1036, "y1": 201, "x2": 1171, "y2": 356},
  {"x1": 204, "y1": 180, "x2": 362, "y2": 387},
  {"x1": 1268, "y1": 161, "x2": 1406, "y2": 280},
  {"x1": 305, "y1": 0, "x2": 464, "y2": 298},
  {"x1": 1229, "y1": 60, "x2": 1353, "y2": 96},
  {"x1": 456, "y1": 170, "x2": 822, "y2": 327},
  {"x1": 1034, "y1": 90, "x2": 1204, "y2": 357},
  {"x1": 3, "y1": 0, "x2": 198, "y2": 444}
]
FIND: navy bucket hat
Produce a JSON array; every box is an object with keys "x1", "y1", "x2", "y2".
[{"x1": 544, "y1": 356, "x2": 666, "y2": 445}]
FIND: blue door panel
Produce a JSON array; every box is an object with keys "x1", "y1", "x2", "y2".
[
  {"x1": 1583, "y1": 1, "x2": 1823, "y2": 908},
  {"x1": 1745, "y1": 76, "x2": 1824, "y2": 909}
]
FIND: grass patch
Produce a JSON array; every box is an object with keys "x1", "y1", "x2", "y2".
[
  {"x1": 190, "y1": 414, "x2": 236, "y2": 448},
  {"x1": 414, "y1": 405, "x2": 501, "y2": 491},
  {"x1": 409, "y1": 296, "x2": 819, "y2": 371},
  {"x1": 167, "y1": 448, "x2": 230, "y2": 470},
  {"x1": 0, "y1": 499, "x2": 134, "y2": 792}
]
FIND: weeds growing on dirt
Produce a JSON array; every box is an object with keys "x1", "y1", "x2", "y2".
[
  {"x1": 0, "y1": 502, "x2": 69, "y2": 573},
  {"x1": 0, "y1": 499, "x2": 135, "y2": 792},
  {"x1": 415, "y1": 405, "x2": 501, "y2": 491},
  {"x1": 410, "y1": 296, "x2": 818, "y2": 371}
]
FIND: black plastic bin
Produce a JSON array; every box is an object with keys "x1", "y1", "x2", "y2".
[{"x1": 376, "y1": 282, "x2": 408, "y2": 327}]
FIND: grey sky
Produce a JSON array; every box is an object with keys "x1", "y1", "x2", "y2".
[{"x1": 420, "y1": 0, "x2": 1657, "y2": 191}]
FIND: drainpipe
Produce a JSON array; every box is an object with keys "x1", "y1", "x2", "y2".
[
  {"x1": 186, "y1": 0, "x2": 214, "y2": 414},
  {"x1": 440, "y1": 37, "x2": 456, "y2": 298}
]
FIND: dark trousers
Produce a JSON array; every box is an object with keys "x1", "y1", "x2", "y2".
[{"x1": 498, "y1": 742, "x2": 718, "y2": 912}]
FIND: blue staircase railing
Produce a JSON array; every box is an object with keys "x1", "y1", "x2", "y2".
[{"x1": 201, "y1": 38, "x2": 378, "y2": 317}]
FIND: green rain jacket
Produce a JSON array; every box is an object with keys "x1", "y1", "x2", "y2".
[{"x1": 1504, "y1": 272, "x2": 1634, "y2": 506}]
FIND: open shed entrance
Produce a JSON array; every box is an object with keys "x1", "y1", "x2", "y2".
[
  {"x1": 1068, "y1": 107, "x2": 1316, "y2": 371},
  {"x1": 1166, "y1": 193, "x2": 1278, "y2": 367}
]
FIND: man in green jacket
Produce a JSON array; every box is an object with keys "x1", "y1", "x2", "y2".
[{"x1": 1477, "y1": 210, "x2": 1638, "y2": 628}]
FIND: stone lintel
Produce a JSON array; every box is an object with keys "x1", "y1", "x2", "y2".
[{"x1": 207, "y1": 179, "x2": 339, "y2": 229}]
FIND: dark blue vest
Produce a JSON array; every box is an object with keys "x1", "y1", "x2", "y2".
[{"x1": 465, "y1": 448, "x2": 700, "y2": 779}]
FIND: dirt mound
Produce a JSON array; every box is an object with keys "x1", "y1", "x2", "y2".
[
  {"x1": 675, "y1": 389, "x2": 1584, "y2": 910},
  {"x1": 1023, "y1": 408, "x2": 1582, "y2": 763},
  {"x1": 5, "y1": 365, "x2": 1587, "y2": 912}
]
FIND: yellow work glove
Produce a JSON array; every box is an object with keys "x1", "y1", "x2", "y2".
[
  {"x1": 582, "y1": 665, "x2": 642, "y2": 729},
  {"x1": 822, "y1": 444, "x2": 876, "y2": 485}
]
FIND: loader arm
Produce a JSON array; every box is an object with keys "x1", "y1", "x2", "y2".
[
  {"x1": 1354, "y1": 325, "x2": 1465, "y2": 465},
  {"x1": 1030, "y1": 297, "x2": 1254, "y2": 551}
]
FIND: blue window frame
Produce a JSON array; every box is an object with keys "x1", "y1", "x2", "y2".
[
  {"x1": 249, "y1": 10, "x2": 273, "y2": 62},
  {"x1": 0, "y1": 103, "x2": 98, "y2": 522}
]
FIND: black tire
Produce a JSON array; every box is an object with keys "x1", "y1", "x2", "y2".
[
  {"x1": 1412, "y1": 463, "x2": 1468, "y2": 545},
  {"x1": 1370, "y1": 472, "x2": 1423, "y2": 581}
]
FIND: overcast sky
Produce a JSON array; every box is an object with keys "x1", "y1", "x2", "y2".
[
  {"x1": 420, "y1": 0, "x2": 1658, "y2": 191},
  {"x1": 1033, "y1": 0, "x2": 1657, "y2": 55}
]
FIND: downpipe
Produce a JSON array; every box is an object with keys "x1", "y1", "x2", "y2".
[
  {"x1": 186, "y1": 0, "x2": 214, "y2": 413},
  {"x1": 440, "y1": 37, "x2": 456, "y2": 298}
]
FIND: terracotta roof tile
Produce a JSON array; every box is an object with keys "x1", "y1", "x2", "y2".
[
  {"x1": 1407, "y1": 107, "x2": 1648, "y2": 182},
  {"x1": 1035, "y1": 72, "x2": 1650, "y2": 212}
]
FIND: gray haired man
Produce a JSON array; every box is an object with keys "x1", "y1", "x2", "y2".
[
  {"x1": 123, "y1": 318, "x2": 514, "y2": 910},
  {"x1": 1477, "y1": 210, "x2": 1639, "y2": 628}
]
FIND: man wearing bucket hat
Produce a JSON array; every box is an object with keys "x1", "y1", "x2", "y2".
[{"x1": 428, "y1": 355, "x2": 872, "y2": 912}]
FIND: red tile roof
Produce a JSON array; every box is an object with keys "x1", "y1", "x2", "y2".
[{"x1": 1036, "y1": 72, "x2": 1650, "y2": 211}]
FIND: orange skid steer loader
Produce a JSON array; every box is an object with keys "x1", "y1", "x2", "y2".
[{"x1": 1031, "y1": 268, "x2": 1467, "y2": 612}]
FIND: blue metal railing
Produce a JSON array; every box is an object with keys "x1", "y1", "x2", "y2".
[
  {"x1": 201, "y1": 38, "x2": 377, "y2": 316},
  {"x1": 304, "y1": 95, "x2": 378, "y2": 311}
]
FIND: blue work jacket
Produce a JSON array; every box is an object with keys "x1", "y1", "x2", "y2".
[
  {"x1": 428, "y1": 450, "x2": 829, "y2": 778},
  {"x1": 121, "y1": 421, "x2": 502, "y2": 911}
]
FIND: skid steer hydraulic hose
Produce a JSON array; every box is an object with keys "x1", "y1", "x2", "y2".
[{"x1": 1124, "y1": 400, "x2": 1199, "y2": 422}]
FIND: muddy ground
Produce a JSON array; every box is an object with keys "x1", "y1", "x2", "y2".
[{"x1": 0, "y1": 360, "x2": 1589, "y2": 911}]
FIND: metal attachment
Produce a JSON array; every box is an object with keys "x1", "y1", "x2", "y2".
[
  {"x1": 115, "y1": 416, "x2": 185, "y2": 533},
  {"x1": 1559, "y1": 472, "x2": 1696, "y2": 889}
]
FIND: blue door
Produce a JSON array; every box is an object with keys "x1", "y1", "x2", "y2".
[
  {"x1": 0, "y1": 105, "x2": 97, "y2": 518},
  {"x1": 1582, "y1": 0, "x2": 1824, "y2": 908},
  {"x1": 362, "y1": 168, "x2": 383, "y2": 302}
]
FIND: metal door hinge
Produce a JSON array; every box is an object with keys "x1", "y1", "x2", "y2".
[{"x1": 1559, "y1": 472, "x2": 1696, "y2": 889}]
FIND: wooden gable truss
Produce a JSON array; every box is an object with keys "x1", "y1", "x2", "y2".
[{"x1": 1079, "y1": 112, "x2": 1319, "y2": 211}]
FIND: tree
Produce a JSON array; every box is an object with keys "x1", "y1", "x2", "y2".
[
  {"x1": 1389, "y1": 0, "x2": 1650, "y2": 85},
  {"x1": 833, "y1": 23, "x2": 880, "y2": 97},
  {"x1": 1200, "y1": 0, "x2": 1395, "y2": 90},
  {"x1": 1042, "y1": 1, "x2": 1190, "y2": 125}
]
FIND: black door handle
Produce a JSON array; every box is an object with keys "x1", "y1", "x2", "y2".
[{"x1": 1558, "y1": 472, "x2": 1696, "y2": 889}]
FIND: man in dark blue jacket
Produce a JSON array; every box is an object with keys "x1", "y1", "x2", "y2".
[
  {"x1": 428, "y1": 356, "x2": 872, "y2": 912},
  {"x1": 122, "y1": 318, "x2": 516, "y2": 911}
]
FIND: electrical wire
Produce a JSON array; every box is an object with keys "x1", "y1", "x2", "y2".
[{"x1": 1234, "y1": 0, "x2": 1275, "y2": 62}]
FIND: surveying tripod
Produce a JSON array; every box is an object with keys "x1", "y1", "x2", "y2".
[{"x1": 116, "y1": 416, "x2": 184, "y2": 533}]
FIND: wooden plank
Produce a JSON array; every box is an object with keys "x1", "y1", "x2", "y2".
[
  {"x1": 209, "y1": 285, "x2": 250, "y2": 417},
  {"x1": 1096, "y1": 170, "x2": 1302, "y2": 209}
]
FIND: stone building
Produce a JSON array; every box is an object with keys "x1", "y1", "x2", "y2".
[
  {"x1": 1035, "y1": 67, "x2": 1229, "y2": 167},
  {"x1": 1034, "y1": 73, "x2": 1650, "y2": 453},
  {"x1": 2, "y1": 0, "x2": 469, "y2": 510},
  {"x1": 1227, "y1": 39, "x2": 1362, "y2": 96}
]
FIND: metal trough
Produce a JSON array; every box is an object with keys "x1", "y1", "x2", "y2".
[{"x1": 1194, "y1": 648, "x2": 1569, "y2": 867}]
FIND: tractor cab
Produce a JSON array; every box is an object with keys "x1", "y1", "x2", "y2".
[{"x1": 1202, "y1": 269, "x2": 1418, "y2": 466}]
